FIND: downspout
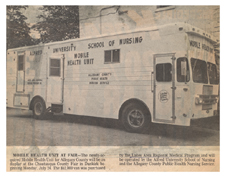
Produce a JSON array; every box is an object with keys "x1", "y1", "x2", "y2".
[{"x1": 100, "y1": 6, "x2": 120, "y2": 34}]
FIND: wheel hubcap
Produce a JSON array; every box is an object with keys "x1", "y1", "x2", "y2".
[
  {"x1": 127, "y1": 109, "x2": 144, "y2": 128},
  {"x1": 34, "y1": 102, "x2": 43, "y2": 116}
]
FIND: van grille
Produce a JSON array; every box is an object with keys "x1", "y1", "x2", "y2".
[{"x1": 203, "y1": 85, "x2": 213, "y2": 95}]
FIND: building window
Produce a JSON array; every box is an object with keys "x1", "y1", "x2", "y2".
[
  {"x1": 18, "y1": 55, "x2": 24, "y2": 71},
  {"x1": 156, "y1": 63, "x2": 172, "y2": 82},
  {"x1": 104, "y1": 49, "x2": 120, "y2": 63},
  {"x1": 155, "y1": 5, "x2": 175, "y2": 12},
  {"x1": 50, "y1": 58, "x2": 60, "y2": 76},
  {"x1": 177, "y1": 58, "x2": 190, "y2": 82},
  {"x1": 157, "y1": 5, "x2": 170, "y2": 9}
]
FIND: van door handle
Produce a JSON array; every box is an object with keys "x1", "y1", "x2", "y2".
[
  {"x1": 183, "y1": 88, "x2": 188, "y2": 92},
  {"x1": 151, "y1": 72, "x2": 154, "y2": 92}
]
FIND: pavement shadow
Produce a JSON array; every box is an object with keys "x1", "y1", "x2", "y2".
[{"x1": 7, "y1": 108, "x2": 33, "y2": 118}]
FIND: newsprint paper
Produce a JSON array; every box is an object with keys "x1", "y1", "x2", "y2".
[{"x1": 6, "y1": 5, "x2": 220, "y2": 172}]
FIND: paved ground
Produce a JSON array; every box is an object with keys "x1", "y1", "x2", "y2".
[{"x1": 7, "y1": 108, "x2": 219, "y2": 146}]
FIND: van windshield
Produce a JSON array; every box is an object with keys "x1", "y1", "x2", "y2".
[
  {"x1": 191, "y1": 58, "x2": 208, "y2": 84},
  {"x1": 207, "y1": 62, "x2": 219, "y2": 84}
]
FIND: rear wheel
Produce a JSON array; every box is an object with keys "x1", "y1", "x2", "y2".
[
  {"x1": 32, "y1": 98, "x2": 46, "y2": 119},
  {"x1": 121, "y1": 103, "x2": 150, "y2": 133}
]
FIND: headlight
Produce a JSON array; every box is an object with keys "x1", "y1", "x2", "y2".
[{"x1": 195, "y1": 97, "x2": 199, "y2": 104}]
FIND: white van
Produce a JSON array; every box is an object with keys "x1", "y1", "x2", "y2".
[{"x1": 7, "y1": 23, "x2": 219, "y2": 133}]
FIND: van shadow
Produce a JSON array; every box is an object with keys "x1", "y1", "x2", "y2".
[
  {"x1": 144, "y1": 117, "x2": 219, "y2": 146},
  {"x1": 7, "y1": 108, "x2": 219, "y2": 145},
  {"x1": 44, "y1": 113, "x2": 219, "y2": 145},
  {"x1": 44, "y1": 113, "x2": 125, "y2": 130}
]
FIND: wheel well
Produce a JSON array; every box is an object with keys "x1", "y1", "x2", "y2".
[
  {"x1": 119, "y1": 98, "x2": 151, "y2": 120},
  {"x1": 29, "y1": 96, "x2": 46, "y2": 110}
]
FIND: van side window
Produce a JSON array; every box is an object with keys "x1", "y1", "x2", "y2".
[
  {"x1": 177, "y1": 58, "x2": 190, "y2": 82},
  {"x1": 50, "y1": 58, "x2": 60, "y2": 77},
  {"x1": 18, "y1": 55, "x2": 24, "y2": 71},
  {"x1": 104, "y1": 49, "x2": 120, "y2": 63},
  {"x1": 156, "y1": 63, "x2": 172, "y2": 82}
]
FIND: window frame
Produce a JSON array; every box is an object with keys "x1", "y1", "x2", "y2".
[
  {"x1": 104, "y1": 49, "x2": 120, "y2": 64},
  {"x1": 49, "y1": 58, "x2": 61, "y2": 77},
  {"x1": 176, "y1": 57, "x2": 190, "y2": 83}
]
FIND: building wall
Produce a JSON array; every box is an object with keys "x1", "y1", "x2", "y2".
[{"x1": 79, "y1": 5, "x2": 219, "y2": 40}]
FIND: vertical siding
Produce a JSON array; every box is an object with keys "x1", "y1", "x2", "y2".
[{"x1": 79, "y1": 6, "x2": 218, "y2": 39}]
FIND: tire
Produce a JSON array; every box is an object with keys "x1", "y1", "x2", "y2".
[
  {"x1": 32, "y1": 98, "x2": 46, "y2": 119},
  {"x1": 121, "y1": 103, "x2": 150, "y2": 133}
]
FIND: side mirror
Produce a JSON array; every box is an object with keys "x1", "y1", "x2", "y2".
[{"x1": 181, "y1": 60, "x2": 187, "y2": 76}]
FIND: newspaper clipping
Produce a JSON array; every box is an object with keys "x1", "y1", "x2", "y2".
[{"x1": 6, "y1": 5, "x2": 220, "y2": 172}]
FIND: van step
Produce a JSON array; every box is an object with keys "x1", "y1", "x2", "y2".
[
  {"x1": 51, "y1": 104, "x2": 63, "y2": 114},
  {"x1": 53, "y1": 112, "x2": 64, "y2": 116}
]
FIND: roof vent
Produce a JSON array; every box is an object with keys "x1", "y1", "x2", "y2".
[{"x1": 192, "y1": 28, "x2": 195, "y2": 31}]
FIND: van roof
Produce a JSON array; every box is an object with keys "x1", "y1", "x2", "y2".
[{"x1": 7, "y1": 22, "x2": 217, "y2": 51}]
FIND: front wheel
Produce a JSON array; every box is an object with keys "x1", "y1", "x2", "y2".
[
  {"x1": 32, "y1": 98, "x2": 46, "y2": 119},
  {"x1": 121, "y1": 103, "x2": 150, "y2": 133}
]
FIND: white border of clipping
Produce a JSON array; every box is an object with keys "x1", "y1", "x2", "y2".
[{"x1": 1, "y1": 1, "x2": 224, "y2": 177}]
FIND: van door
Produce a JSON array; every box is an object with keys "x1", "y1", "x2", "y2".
[
  {"x1": 47, "y1": 55, "x2": 64, "y2": 104},
  {"x1": 16, "y1": 52, "x2": 25, "y2": 92},
  {"x1": 153, "y1": 53, "x2": 176, "y2": 123}
]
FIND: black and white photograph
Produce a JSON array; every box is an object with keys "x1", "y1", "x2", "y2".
[{"x1": 6, "y1": 4, "x2": 220, "y2": 172}]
